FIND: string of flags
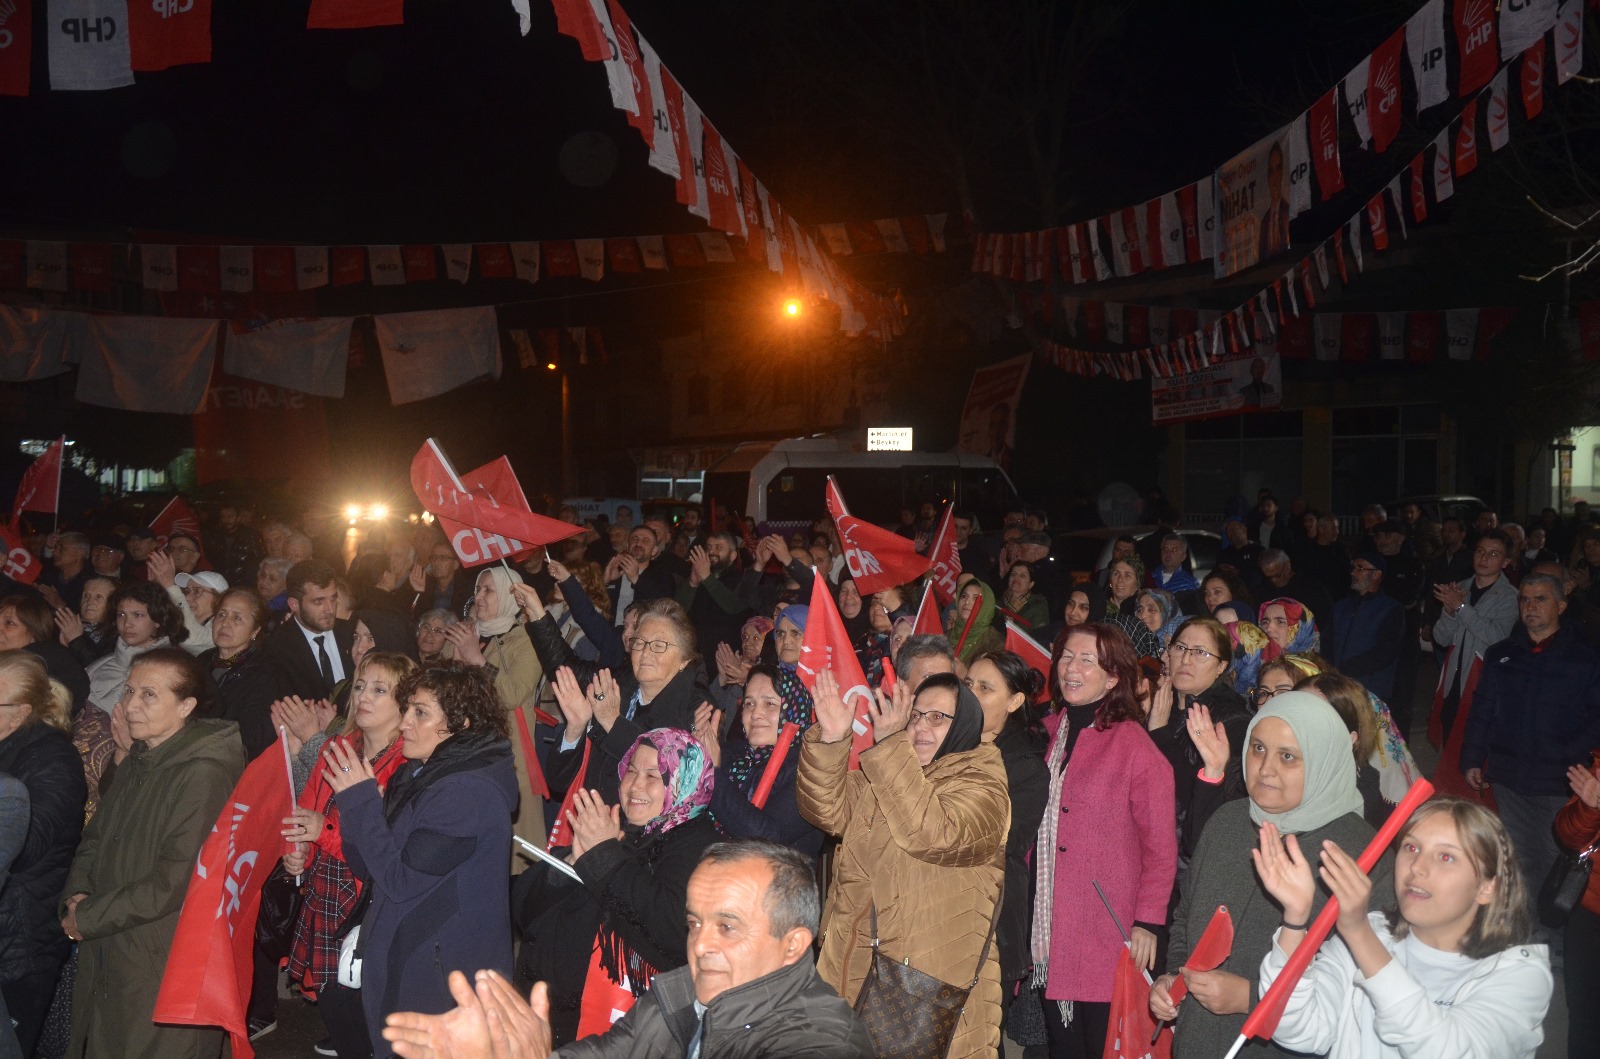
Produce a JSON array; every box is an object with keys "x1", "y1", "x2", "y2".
[
  {"x1": 814, "y1": 214, "x2": 959, "y2": 256},
  {"x1": 971, "y1": 0, "x2": 1588, "y2": 286}
]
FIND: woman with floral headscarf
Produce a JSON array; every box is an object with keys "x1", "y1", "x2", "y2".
[
  {"x1": 694, "y1": 663, "x2": 823, "y2": 856},
  {"x1": 1220, "y1": 616, "x2": 1271, "y2": 700},
  {"x1": 859, "y1": 586, "x2": 913, "y2": 684},
  {"x1": 512, "y1": 727, "x2": 718, "y2": 1049},
  {"x1": 1257, "y1": 596, "x2": 1320, "y2": 661}
]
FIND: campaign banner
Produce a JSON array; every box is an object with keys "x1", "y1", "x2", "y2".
[
  {"x1": 1152, "y1": 349, "x2": 1282, "y2": 425},
  {"x1": 1214, "y1": 128, "x2": 1303, "y2": 279},
  {"x1": 956, "y1": 352, "x2": 1030, "y2": 473}
]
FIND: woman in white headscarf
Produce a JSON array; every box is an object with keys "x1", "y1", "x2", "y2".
[
  {"x1": 1148, "y1": 691, "x2": 1394, "y2": 1059},
  {"x1": 443, "y1": 565, "x2": 548, "y2": 856}
]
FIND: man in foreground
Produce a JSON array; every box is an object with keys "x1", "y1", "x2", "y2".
[{"x1": 381, "y1": 841, "x2": 872, "y2": 1059}]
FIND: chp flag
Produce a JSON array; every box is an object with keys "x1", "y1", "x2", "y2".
[
  {"x1": 410, "y1": 439, "x2": 582, "y2": 565},
  {"x1": 0, "y1": 520, "x2": 41, "y2": 584},
  {"x1": 1004, "y1": 624, "x2": 1053, "y2": 703},
  {"x1": 149, "y1": 494, "x2": 210, "y2": 569},
  {"x1": 152, "y1": 732, "x2": 295, "y2": 1059},
  {"x1": 926, "y1": 503, "x2": 960, "y2": 605},
  {"x1": 10, "y1": 435, "x2": 64, "y2": 526},
  {"x1": 796, "y1": 570, "x2": 878, "y2": 769},
  {"x1": 823, "y1": 475, "x2": 929, "y2": 596}
]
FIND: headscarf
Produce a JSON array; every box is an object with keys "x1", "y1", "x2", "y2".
[
  {"x1": 834, "y1": 572, "x2": 872, "y2": 643},
  {"x1": 1258, "y1": 596, "x2": 1318, "y2": 661},
  {"x1": 1103, "y1": 611, "x2": 1162, "y2": 659},
  {"x1": 740, "y1": 615, "x2": 774, "y2": 663},
  {"x1": 724, "y1": 668, "x2": 814, "y2": 791},
  {"x1": 1139, "y1": 588, "x2": 1184, "y2": 648},
  {"x1": 355, "y1": 608, "x2": 419, "y2": 660},
  {"x1": 1066, "y1": 580, "x2": 1108, "y2": 627},
  {"x1": 947, "y1": 580, "x2": 998, "y2": 665},
  {"x1": 1243, "y1": 691, "x2": 1363, "y2": 833},
  {"x1": 473, "y1": 566, "x2": 523, "y2": 638},
  {"x1": 1365, "y1": 691, "x2": 1421, "y2": 802},
  {"x1": 929, "y1": 681, "x2": 985, "y2": 763},
  {"x1": 1105, "y1": 557, "x2": 1145, "y2": 613},
  {"x1": 1224, "y1": 619, "x2": 1270, "y2": 698},
  {"x1": 616, "y1": 727, "x2": 714, "y2": 835}
]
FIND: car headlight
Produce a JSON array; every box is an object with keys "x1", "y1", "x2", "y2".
[
  {"x1": 343, "y1": 503, "x2": 362, "y2": 521},
  {"x1": 368, "y1": 503, "x2": 389, "y2": 521}
]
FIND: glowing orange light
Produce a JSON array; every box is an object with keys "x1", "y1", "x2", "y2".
[{"x1": 782, "y1": 299, "x2": 803, "y2": 318}]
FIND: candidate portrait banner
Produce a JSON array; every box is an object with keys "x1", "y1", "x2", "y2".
[
  {"x1": 956, "y1": 352, "x2": 1031, "y2": 473},
  {"x1": 1214, "y1": 127, "x2": 1307, "y2": 279},
  {"x1": 1152, "y1": 348, "x2": 1283, "y2": 425}
]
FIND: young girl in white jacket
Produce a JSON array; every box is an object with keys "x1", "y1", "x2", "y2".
[{"x1": 1252, "y1": 795, "x2": 1552, "y2": 1059}]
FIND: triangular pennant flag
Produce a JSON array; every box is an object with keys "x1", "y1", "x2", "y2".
[{"x1": 1406, "y1": 0, "x2": 1449, "y2": 113}]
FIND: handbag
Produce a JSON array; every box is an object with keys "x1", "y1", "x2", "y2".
[
  {"x1": 1538, "y1": 836, "x2": 1598, "y2": 928},
  {"x1": 254, "y1": 863, "x2": 304, "y2": 962},
  {"x1": 852, "y1": 888, "x2": 1002, "y2": 1059}
]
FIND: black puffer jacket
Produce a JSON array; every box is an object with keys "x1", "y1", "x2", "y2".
[
  {"x1": 0, "y1": 722, "x2": 88, "y2": 982},
  {"x1": 200, "y1": 647, "x2": 288, "y2": 761}
]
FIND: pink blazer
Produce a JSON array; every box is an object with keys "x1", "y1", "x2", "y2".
[{"x1": 1039, "y1": 716, "x2": 1176, "y2": 1002}]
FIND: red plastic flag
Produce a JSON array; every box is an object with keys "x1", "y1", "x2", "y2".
[
  {"x1": 1004, "y1": 624, "x2": 1052, "y2": 703},
  {"x1": 0, "y1": 0, "x2": 30, "y2": 97},
  {"x1": 1103, "y1": 947, "x2": 1172, "y2": 1059},
  {"x1": 152, "y1": 733, "x2": 294, "y2": 1059},
  {"x1": 1366, "y1": 28, "x2": 1406, "y2": 153},
  {"x1": 927, "y1": 504, "x2": 960, "y2": 605},
  {"x1": 1227, "y1": 780, "x2": 1436, "y2": 1056},
  {"x1": 411, "y1": 440, "x2": 583, "y2": 557},
  {"x1": 912, "y1": 582, "x2": 944, "y2": 638},
  {"x1": 1521, "y1": 39, "x2": 1546, "y2": 118},
  {"x1": 10, "y1": 436, "x2": 63, "y2": 524},
  {"x1": 1163, "y1": 906, "x2": 1234, "y2": 1006},
  {"x1": 128, "y1": 0, "x2": 211, "y2": 71},
  {"x1": 825, "y1": 476, "x2": 930, "y2": 596},
  {"x1": 1454, "y1": 0, "x2": 1498, "y2": 95},
  {"x1": 796, "y1": 572, "x2": 877, "y2": 769},
  {"x1": 434, "y1": 455, "x2": 578, "y2": 568},
  {"x1": 0, "y1": 521, "x2": 42, "y2": 585}
]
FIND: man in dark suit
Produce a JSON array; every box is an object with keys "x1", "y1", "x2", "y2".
[{"x1": 260, "y1": 560, "x2": 355, "y2": 701}]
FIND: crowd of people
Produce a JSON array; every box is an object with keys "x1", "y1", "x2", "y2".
[{"x1": 0, "y1": 487, "x2": 1598, "y2": 1059}]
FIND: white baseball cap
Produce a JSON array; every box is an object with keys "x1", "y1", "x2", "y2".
[{"x1": 175, "y1": 571, "x2": 229, "y2": 594}]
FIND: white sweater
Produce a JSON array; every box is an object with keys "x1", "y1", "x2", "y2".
[{"x1": 1259, "y1": 913, "x2": 1551, "y2": 1059}]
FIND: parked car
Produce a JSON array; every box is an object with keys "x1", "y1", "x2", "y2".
[
  {"x1": 1054, "y1": 526, "x2": 1220, "y2": 583},
  {"x1": 1392, "y1": 495, "x2": 1489, "y2": 527}
]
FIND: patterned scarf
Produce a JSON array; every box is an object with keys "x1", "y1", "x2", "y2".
[
  {"x1": 1030, "y1": 704, "x2": 1083, "y2": 1023},
  {"x1": 615, "y1": 727, "x2": 715, "y2": 835},
  {"x1": 724, "y1": 670, "x2": 813, "y2": 791}
]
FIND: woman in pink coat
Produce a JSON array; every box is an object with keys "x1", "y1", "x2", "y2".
[{"x1": 1033, "y1": 621, "x2": 1177, "y2": 1058}]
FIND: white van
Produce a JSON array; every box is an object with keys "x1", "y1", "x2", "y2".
[{"x1": 700, "y1": 437, "x2": 1019, "y2": 533}]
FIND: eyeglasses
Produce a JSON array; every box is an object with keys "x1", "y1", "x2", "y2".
[
  {"x1": 908, "y1": 709, "x2": 954, "y2": 728},
  {"x1": 1350, "y1": 564, "x2": 1379, "y2": 574},
  {"x1": 1254, "y1": 686, "x2": 1294, "y2": 703},
  {"x1": 626, "y1": 637, "x2": 675, "y2": 654},
  {"x1": 418, "y1": 624, "x2": 448, "y2": 636},
  {"x1": 1165, "y1": 642, "x2": 1219, "y2": 663}
]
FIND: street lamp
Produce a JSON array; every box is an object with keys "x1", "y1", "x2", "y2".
[{"x1": 782, "y1": 297, "x2": 803, "y2": 319}]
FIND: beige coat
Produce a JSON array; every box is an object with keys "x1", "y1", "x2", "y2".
[
  {"x1": 484, "y1": 624, "x2": 546, "y2": 857},
  {"x1": 796, "y1": 727, "x2": 1010, "y2": 1059}
]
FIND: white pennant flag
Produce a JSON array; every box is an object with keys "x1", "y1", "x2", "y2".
[
  {"x1": 1132, "y1": 206, "x2": 1152, "y2": 268},
  {"x1": 1148, "y1": 305, "x2": 1171, "y2": 345},
  {"x1": 1109, "y1": 216, "x2": 1134, "y2": 276},
  {"x1": 375, "y1": 306, "x2": 501, "y2": 405},
  {"x1": 219, "y1": 246, "x2": 254, "y2": 292},
  {"x1": 1500, "y1": 0, "x2": 1558, "y2": 62},
  {"x1": 587, "y1": 0, "x2": 638, "y2": 116},
  {"x1": 1283, "y1": 271, "x2": 1300, "y2": 317},
  {"x1": 1255, "y1": 293, "x2": 1277, "y2": 337},
  {"x1": 1406, "y1": 0, "x2": 1450, "y2": 113},
  {"x1": 1104, "y1": 303, "x2": 1125, "y2": 345},
  {"x1": 48, "y1": 0, "x2": 134, "y2": 90},
  {"x1": 1445, "y1": 308, "x2": 1478, "y2": 359},
  {"x1": 1342, "y1": 56, "x2": 1372, "y2": 147},
  {"x1": 1556, "y1": 0, "x2": 1584, "y2": 83},
  {"x1": 442, "y1": 244, "x2": 473, "y2": 284},
  {"x1": 1314, "y1": 313, "x2": 1342, "y2": 360},
  {"x1": 682, "y1": 94, "x2": 709, "y2": 222},
  {"x1": 1487, "y1": 67, "x2": 1511, "y2": 151},
  {"x1": 1346, "y1": 215, "x2": 1365, "y2": 273},
  {"x1": 224, "y1": 317, "x2": 354, "y2": 398},
  {"x1": 636, "y1": 235, "x2": 667, "y2": 270},
  {"x1": 1313, "y1": 244, "x2": 1331, "y2": 289},
  {"x1": 74, "y1": 316, "x2": 218, "y2": 413},
  {"x1": 295, "y1": 246, "x2": 329, "y2": 290},
  {"x1": 696, "y1": 232, "x2": 737, "y2": 263},
  {"x1": 368, "y1": 245, "x2": 406, "y2": 286},
  {"x1": 142, "y1": 245, "x2": 178, "y2": 291},
  {"x1": 1088, "y1": 222, "x2": 1111, "y2": 280},
  {"x1": 1376, "y1": 313, "x2": 1407, "y2": 359},
  {"x1": 1385, "y1": 177, "x2": 1409, "y2": 240},
  {"x1": 875, "y1": 219, "x2": 909, "y2": 255},
  {"x1": 1159, "y1": 192, "x2": 1185, "y2": 267},
  {"x1": 1065, "y1": 225, "x2": 1086, "y2": 283},
  {"x1": 1287, "y1": 114, "x2": 1312, "y2": 218},
  {"x1": 640, "y1": 38, "x2": 678, "y2": 178},
  {"x1": 575, "y1": 239, "x2": 605, "y2": 280},
  {"x1": 510, "y1": 241, "x2": 540, "y2": 283},
  {"x1": 1432, "y1": 130, "x2": 1456, "y2": 200},
  {"x1": 26, "y1": 242, "x2": 68, "y2": 292},
  {"x1": 1195, "y1": 175, "x2": 1218, "y2": 260}
]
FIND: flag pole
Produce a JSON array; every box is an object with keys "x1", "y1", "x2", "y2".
[
  {"x1": 280, "y1": 726, "x2": 301, "y2": 885},
  {"x1": 52, "y1": 436, "x2": 64, "y2": 535},
  {"x1": 1092, "y1": 880, "x2": 1153, "y2": 987}
]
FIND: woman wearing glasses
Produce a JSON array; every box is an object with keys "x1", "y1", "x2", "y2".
[
  {"x1": 799, "y1": 668, "x2": 1009, "y2": 1059},
  {"x1": 1146, "y1": 617, "x2": 1253, "y2": 860},
  {"x1": 1032, "y1": 623, "x2": 1176, "y2": 1057}
]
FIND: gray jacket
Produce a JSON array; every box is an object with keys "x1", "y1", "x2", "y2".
[
  {"x1": 555, "y1": 956, "x2": 872, "y2": 1059},
  {"x1": 1432, "y1": 574, "x2": 1518, "y2": 695}
]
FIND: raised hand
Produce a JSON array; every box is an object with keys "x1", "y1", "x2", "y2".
[
  {"x1": 812, "y1": 670, "x2": 853, "y2": 743},
  {"x1": 869, "y1": 677, "x2": 913, "y2": 741},
  {"x1": 1318, "y1": 840, "x2": 1376, "y2": 942},
  {"x1": 409, "y1": 563, "x2": 428, "y2": 594},
  {"x1": 1187, "y1": 702, "x2": 1230, "y2": 780},
  {"x1": 551, "y1": 666, "x2": 593, "y2": 740},
  {"x1": 547, "y1": 559, "x2": 571, "y2": 584},
  {"x1": 1250, "y1": 822, "x2": 1314, "y2": 929},
  {"x1": 272, "y1": 696, "x2": 323, "y2": 745},
  {"x1": 322, "y1": 739, "x2": 376, "y2": 793},
  {"x1": 693, "y1": 702, "x2": 723, "y2": 768},
  {"x1": 688, "y1": 545, "x2": 712, "y2": 587},
  {"x1": 54, "y1": 607, "x2": 84, "y2": 646},
  {"x1": 1570, "y1": 762, "x2": 1600, "y2": 809},
  {"x1": 509, "y1": 581, "x2": 545, "y2": 622},
  {"x1": 445, "y1": 622, "x2": 486, "y2": 666},
  {"x1": 1147, "y1": 670, "x2": 1176, "y2": 730},
  {"x1": 588, "y1": 670, "x2": 622, "y2": 731},
  {"x1": 147, "y1": 548, "x2": 177, "y2": 588},
  {"x1": 567, "y1": 788, "x2": 622, "y2": 859}
]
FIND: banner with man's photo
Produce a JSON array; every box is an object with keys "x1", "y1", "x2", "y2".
[
  {"x1": 957, "y1": 352, "x2": 1031, "y2": 473},
  {"x1": 1213, "y1": 123, "x2": 1311, "y2": 278},
  {"x1": 1151, "y1": 348, "x2": 1282, "y2": 425}
]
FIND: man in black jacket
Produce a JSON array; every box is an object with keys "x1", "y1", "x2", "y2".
[
  {"x1": 259, "y1": 560, "x2": 354, "y2": 701},
  {"x1": 383, "y1": 841, "x2": 873, "y2": 1059}
]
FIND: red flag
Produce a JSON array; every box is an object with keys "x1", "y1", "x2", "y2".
[
  {"x1": 253, "y1": 246, "x2": 295, "y2": 293},
  {"x1": 0, "y1": 522, "x2": 42, "y2": 585},
  {"x1": 0, "y1": 0, "x2": 31, "y2": 97},
  {"x1": 152, "y1": 733, "x2": 294, "y2": 1059},
  {"x1": 1407, "y1": 311, "x2": 1442, "y2": 362},
  {"x1": 11, "y1": 436, "x2": 63, "y2": 523},
  {"x1": 547, "y1": 738, "x2": 590, "y2": 850},
  {"x1": 1455, "y1": 98, "x2": 1479, "y2": 176},
  {"x1": 1103, "y1": 948, "x2": 1173, "y2": 1059},
  {"x1": 1521, "y1": 39, "x2": 1546, "y2": 118},
  {"x1": 1580, "y1": 302, "x2": 1600, "y2": 362},
  {"x1": 1236, "y1": 781, "x2": 1435, "y2": 1048},
  {"x1": 1367, "y1": 28, "x2": 1406, "y2": 153},
  {"x1": 825, "y1": 476, "x2": 930, "y2": 596},
  {"x1": 149, "y1": 495, "x2": 210, "y2": 570},
  {"x1": 1176, "y1": 187, "x2": 1202, "y2": 262},
  {"x1": 1454, "y1": 0, "x2": 1498, "y2": 95},
  {"x1": 128, "y1": 0, "x2": 211, "y2": 71},
  {"x1": 70, "y1": 243, "x2": 112, "y2": 291},
  {"x1": 549, "y1": 0, "x2": 608, "y2": 59},
  {"x1": 401, "y1": 245, "x2": 437, "y2": 282},
  {"x1": 436, "y1": 455, "x2": 577, "y2": 568},
  {"x1": 912, "y1": 582, "x2": 944, "y2": 638},
  {"x1": 307, "y1": 0, "x2": 402, "y2": 27},
  {"x1": 606, "y1": 238, "x2": 642, "y2": 273},
  {"x1": 1164, "y1": 906, "x2": 1234, "y2": 1005},
  {"x1": 177, "y1": 245, "x2": 221, "y2": 293},
  {"x1": 1366, "y1": 194, "x2": 1390, "y2": 251},
  {"x1": 701, "y1": 123, "x2": 742, "y2": 235},
  {"x1": 0, "y1": 240, "x2": 21, "y2": 288},
  {"x1": 1341, "y1": 313, "x2": 1376, "y2": 361},
  {"x1": 796, "y1": 572, "x2": 877, "y2": 769},
  {"x1": 927, "y1": 505, "x2": 960, "y2": 606},
  {"x1": 1475, "y1": 306, "x2": 1515, "y2": 360},
  {"x1": 330, "y1": 246, "x2": 367, "y2": 285},
  {"x1": 1408, "y1": 154, "x2": 1429, "y2": 223},
  {"x1": 1004, "y1": 624, "x2": 1052, "y2": 703},
  {"x1": 411, "y1": 441, "x2": 583, "y2": 556}
]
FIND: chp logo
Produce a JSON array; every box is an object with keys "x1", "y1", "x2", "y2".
[
  {"x1": 0, "y1": 0, "x2": 17, "y2": 49},
  {"x1": 152, "y1": 0, "x2": 193, "y2": 16}
]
